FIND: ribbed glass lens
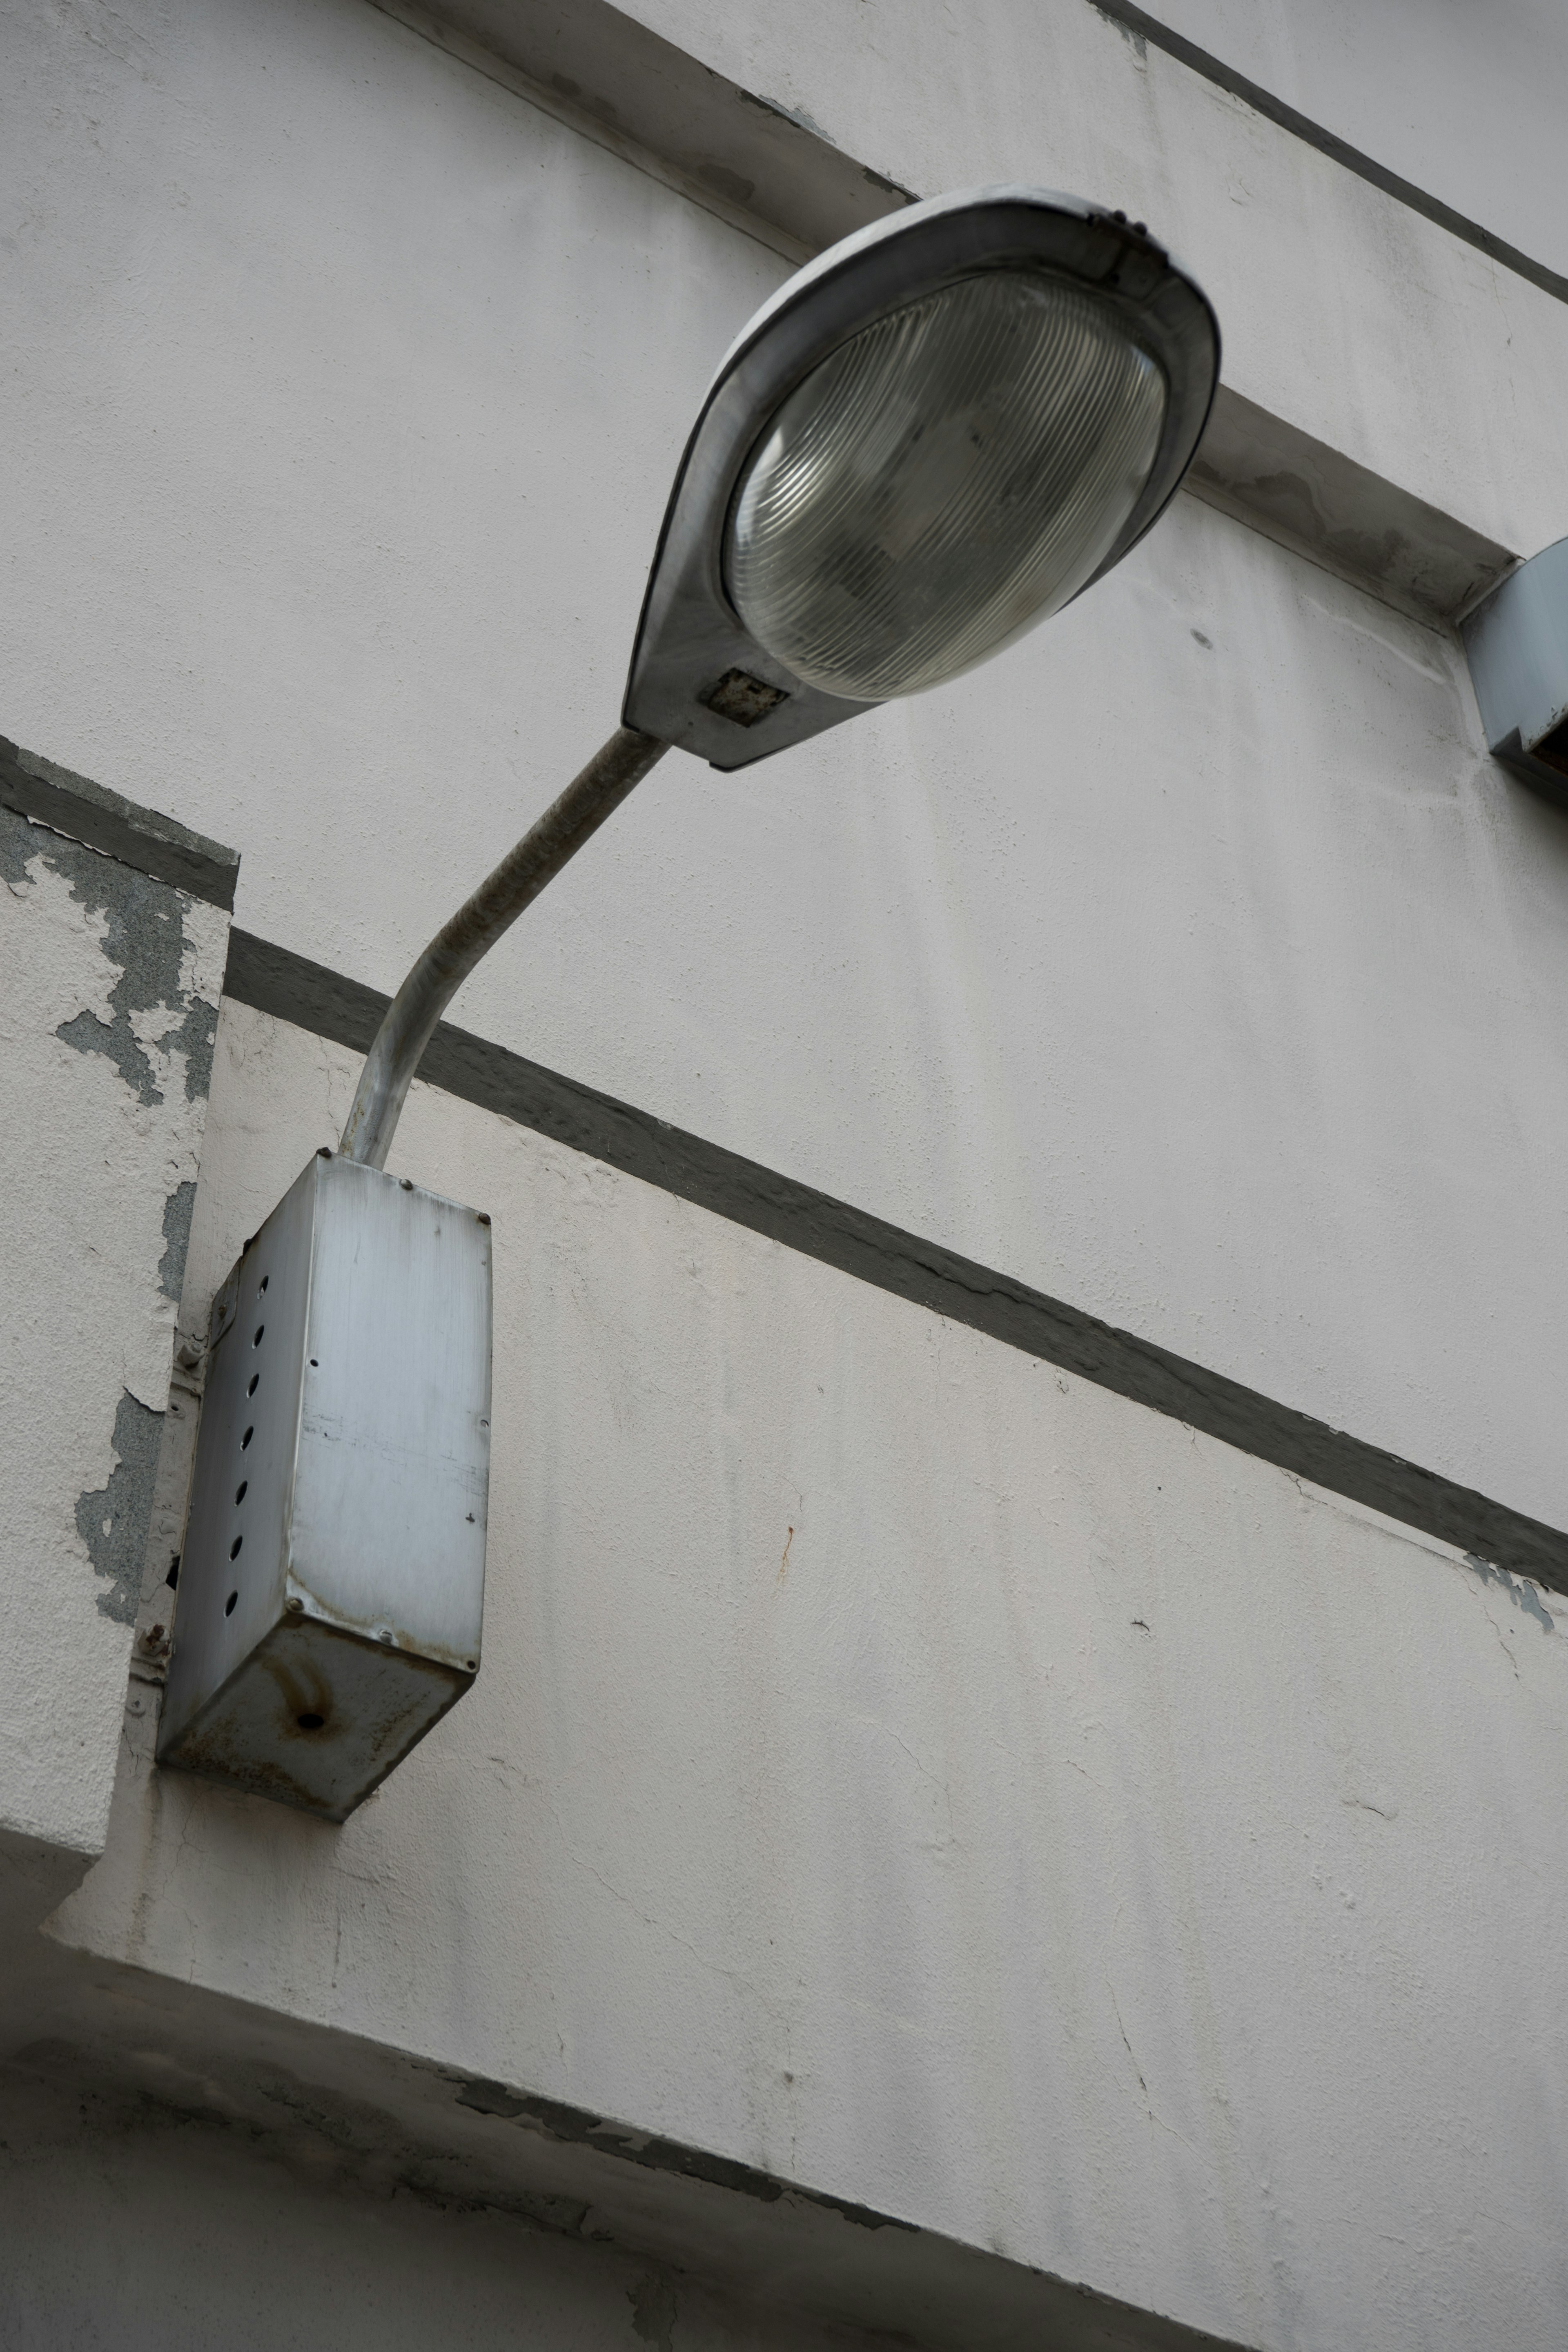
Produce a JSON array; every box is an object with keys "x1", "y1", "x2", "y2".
[{"x1": 726, "y1": 270, "x2": 1167, "y2": 701}]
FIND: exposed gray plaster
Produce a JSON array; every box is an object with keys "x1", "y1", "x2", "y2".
[
  {"x1": 0, "y1": 804, "x2": 40, "y2": 893},
  {"x1": 738, "y1": 87, "x2": 831, "y2": 143},
  {"x1": 1465, "y1": 1553, "x2": 1555, "y2": 1633},
  {"x1": 159, "y1": 1180, "x2": 198, "y2": 1305},
  {"x1": 0, "y1": 2041, "x2": 1253, "y2": 2352},
  {"x1": 76, "y1": 1390, "x2": 165, "y2": 1624},
  {"x1": 452, "y1": 2076, "x2": 916, "y2": 2231},
  {"x1": 0, "y1": 735, "x2": 238, "y2": 910},
  {"x1": 629, "y1": 2272, "x2": 679, "y2": 2352},
  {"x1": 55, "y1": 991, "x2": 214, "y2": 1109},
  {"x1": 0, "y1": 808, "x2": 220, "y2": 1109}
]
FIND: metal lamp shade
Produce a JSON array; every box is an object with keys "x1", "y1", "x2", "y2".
[{"x1": 623, "y1": 187, "x2": 1220, "y2": 769}]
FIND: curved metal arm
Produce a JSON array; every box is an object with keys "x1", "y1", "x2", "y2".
[{"x1": 340, "y1": 726, "x2": 669, "y2": 1168}]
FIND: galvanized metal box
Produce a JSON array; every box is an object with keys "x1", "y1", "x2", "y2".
[
  {"x1": 159, "y1": 1150, "x2": 492, "y2": 1820},
  {"x1": 1462, "y1": 534, "x2": 1568, "y2": 811}
]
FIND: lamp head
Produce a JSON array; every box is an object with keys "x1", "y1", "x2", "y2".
[{"x1": 624, "y1": 187, "x2": 1220, "y2": 770}]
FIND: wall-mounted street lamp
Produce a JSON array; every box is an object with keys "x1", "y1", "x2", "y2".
[{"x1": 158, "y1": 187, "x2": 1219, "y2": 1820}]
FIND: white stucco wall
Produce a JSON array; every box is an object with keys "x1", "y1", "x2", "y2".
[
  {"x1": 0, "y1": 808, "x2": 226, "y2": 1905},
  {"x1": 1134, "y1": 0, "x2": 1568, "y2": 284},
  {"x1": 7, "y1": 14, "x2": 1568, "y2": 2339},
  {"x1": 44, "y1": 998, "x2": 1568, "y2": 2352},
  {"x1": 620, "y1": 0, "x2": 1568, "y2": 549},
  {"x1": 2, "y1": 0, "x2": 1567, "y2": 1542}
]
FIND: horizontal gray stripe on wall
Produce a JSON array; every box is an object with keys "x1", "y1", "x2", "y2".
[
  {"x1": 448, "y1": 2071, "x2": 1251, "y2": 2352},
  {"x1": 0, "y1": 737, "x2": 239, "y2": 911},
  {"x1": 1089, "y1": 0, "x2": 1568, "y2": 310},
  {"x1": 226, "y1": 926, "x2": 1568, "y2": 1599}
]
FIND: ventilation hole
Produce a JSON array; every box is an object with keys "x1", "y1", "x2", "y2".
[
  {"x1": 258, "y1": 1275, "x2": 269, "y2": 1295},
  {"x1": 308, "y1": 1358, "x2": 318, "y2": 1369},
  {"x1": 225, "y1": 1590, "x2": 238, "y2": 1616},
  {"x1": 296, "y1": 1711, "x2": 325, "y2": 1732},
  {"x1": 241, "y1": 1425, "x2": 254, "y2": 1450},
  {"x1": 252, "y1": 1324, "x2": 265, "y2": 1348},
  {"x1": 234, "y1": 1480, "x2": 247, "y2": 1506},
  {"x1": 229, "y1": 1535, "x2": 243, "y2": 1561},
  {"x1": 247, "y1": 1374, "x2": 259, "y2": 1396}
]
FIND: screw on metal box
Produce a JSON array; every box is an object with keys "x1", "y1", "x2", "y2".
[{"x1": 166, "y1": 187, "x2": 1218, "y2": 1818}]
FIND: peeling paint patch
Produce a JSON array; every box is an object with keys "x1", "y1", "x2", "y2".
[
  {"x1": 451, "y1": 2076, "x2": 917, "y2": 2230},
  {"x1": 2, "y1": 810, "x2": 219, "y2": 1108},
  {"x1": 1465, "y1": 1553, "x2": 1554, "y2": 1633},
  {"x1": 160, "y1": 1180, "x2": 198, "y2": 1304},
  {"x1": 737, "y1": 87, "x2": 832, "y2": 142},
  {"x1": 76, "y1": 1390, "x2": 165, "y2": 1623},
  {"x1": 56, "y1": 993, "x2": 215, "y2": 1111},
  {"x1": 628, "y1": 2272, "x2": 679, "y2": 2351},
  {"x1": 0, "y1": 806, "x2": 42, "y2": 893}
]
